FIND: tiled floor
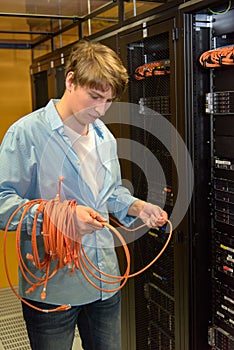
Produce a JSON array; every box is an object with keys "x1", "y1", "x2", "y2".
[{"x1": 0, "y1": 287, "x2": 83, "y2": 350}]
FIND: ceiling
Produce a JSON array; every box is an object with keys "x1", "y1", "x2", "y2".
[{"x1": 0, "y1": 0, "x2": 167, "y2": 48}]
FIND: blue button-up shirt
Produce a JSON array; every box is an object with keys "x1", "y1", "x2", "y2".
[{"x1": 0, "y1": 99, "x2": 138, "y2": 305}]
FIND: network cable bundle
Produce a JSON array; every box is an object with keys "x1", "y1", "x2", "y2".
[
  {"x1": 199, "y1": 46, "x2": 234, "y2": 68},
  {"x1": 3, "y1": 177, "x2": 173, "y2": 313}
]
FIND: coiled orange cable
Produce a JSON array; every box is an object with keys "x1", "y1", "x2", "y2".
[
  {"x1": 199, "y1": 46, "x2": 234, "y2": 68},
  {"x1": 134, "y1": 61, "x2": 171, "y2": 80},
  {"x1": 3, "y1": 183, "x2": 173, "y2": 313}
]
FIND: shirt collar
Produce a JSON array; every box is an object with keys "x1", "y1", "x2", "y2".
[
  {"x1": 45, "y1": 99, "x2": 104, "y2": 140},
  {"x1": 45, "y1": 99, "x2": 64, "y2": 131},
  {"x1": 93, "y1": 119, "x2": 104, "y2": 139}
]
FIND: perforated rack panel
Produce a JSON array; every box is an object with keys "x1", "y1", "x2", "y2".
[{"x1": 126, "y1": 30, "x2": 175, "y2": 350}]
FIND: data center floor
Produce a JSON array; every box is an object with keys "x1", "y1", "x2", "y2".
[{"x1": 0, "y1": 287, "x2": 82, "y2": 350}]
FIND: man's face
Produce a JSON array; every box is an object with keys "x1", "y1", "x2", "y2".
[{"x1": 69, "y1": 84, "x2": 114, "y2": 125}]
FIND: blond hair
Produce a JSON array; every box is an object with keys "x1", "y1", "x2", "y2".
[{"x1": 65, "y1": 40, "x2": 129, "y2": 100}]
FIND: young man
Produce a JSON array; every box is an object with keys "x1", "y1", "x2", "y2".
[{"x1": 0, "y1": 40, "x2": 167, "y2": 350}]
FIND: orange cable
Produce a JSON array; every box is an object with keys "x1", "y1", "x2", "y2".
[
  {"x1": 199, "y1": 46, "x2": 234, "y2": 68},
  {"x1": 3, "y1": 187, "x2": 173, "y2": 313}
]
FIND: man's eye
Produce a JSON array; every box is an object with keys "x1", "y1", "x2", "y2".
[{"x1": 90, "y1": 93, "x2": 103, "y2": 100}]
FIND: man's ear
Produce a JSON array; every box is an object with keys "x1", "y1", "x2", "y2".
[{"x1": 65, "y1": 71, "x2": 74, "y2": 91}]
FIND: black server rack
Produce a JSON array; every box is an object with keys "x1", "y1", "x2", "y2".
[
  {"x1": 30, "y1": 46, "x2": 71, "y2": 110},
  {"x1": 118, "y1": 2, "x2": 234, "y2": 350},
  {"x1": 126, "y1": 29, "x2": 175, "y2": 350},
  {"x1": 33, "y1": 70, "x2": 49, "y2": 109},
  {"x1": 55, "y1": 65, "x2": 65, "y2": 99},
  {"x1": 182, "y1": 2, "x2": 234, "y2": 350},
  {"x1": 119, "y1": 17, "x2": 191, "y2": 350},
  {"x1": 182, "y1": 8, "x2": 214, "y2": 350},
  {"x1": 202, "y1": 7, "x2": 234, "y2": 350}
]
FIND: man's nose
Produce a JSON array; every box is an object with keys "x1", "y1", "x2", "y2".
[{"x1": 95, "y1": 102, "x2": 108, "y2": 117}]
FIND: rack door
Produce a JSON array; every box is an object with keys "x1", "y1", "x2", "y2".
[{"x1": 119, "y1": 18, "x2": 190, "y2": 350}]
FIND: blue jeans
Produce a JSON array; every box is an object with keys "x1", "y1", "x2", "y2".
[{"x1": 22, "y1": 292, "x2": 121, "y2": 350}]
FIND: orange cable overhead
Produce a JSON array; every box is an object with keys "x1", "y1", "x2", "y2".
[{"x1": 199, "y1": 46, "x2": 234, "y2": 68}]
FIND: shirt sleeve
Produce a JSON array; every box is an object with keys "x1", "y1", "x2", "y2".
[
  {"x1": 0, "y1": 126, "x2": 42, "y2": 232},
  {"x1": 107, "y1": 184, "x2": 139, "y2": 227}
]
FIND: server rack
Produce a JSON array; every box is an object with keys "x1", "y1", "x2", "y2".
[
  {"x1": 177, "y1": 2, "x2": 234, "y2": 350},
  {"x1": 33, "y1": 70, "x2": 49, "y2": 110},
  {"x1": 181, "y1": 2, "x2": 234, "y2": 348},
  {"x1": 119, "y1": 16, "x2": 192, "y2": 350},
  {"x1": 30, "y1": 46, "x2": 71, "y2": 110},
  {"x1": 199, "y1": 6, "x2": 234, "y2": 350},
  {"x1": 118, "y1": 2, "x2": 234, "y2": 349},
  {"x1": 182, "y1": 9, "x2": 213, "y2": 350}
]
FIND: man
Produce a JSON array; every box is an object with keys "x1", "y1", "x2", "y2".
[{"x1": 0, "y1": 40, "x2": 167, "y2": 350}]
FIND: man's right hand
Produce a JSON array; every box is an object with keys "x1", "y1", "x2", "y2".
[{"x1": 74, "y1": 205, "x2": 106, "y2": 235}]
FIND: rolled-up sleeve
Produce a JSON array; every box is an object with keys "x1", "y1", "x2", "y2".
[{"x1": 107, "y1": 184, "x2": 139, "y2": 227}]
